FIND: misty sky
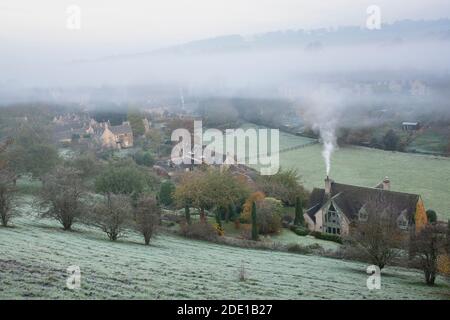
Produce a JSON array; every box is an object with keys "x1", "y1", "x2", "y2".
[
  {"x1": 1, "y1": 1, "x2": 450, "y2": 89},
  {"x1": 2, "y1": 0, "x2": 450, "y2": 52}
]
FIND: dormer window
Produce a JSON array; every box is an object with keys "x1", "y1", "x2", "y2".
[
  {"x1": 358, "y1": 206, "x2": 368, "y2": 222},
  {"x1": 397, "y1": 213, "x2": 409, "y2": 230}
]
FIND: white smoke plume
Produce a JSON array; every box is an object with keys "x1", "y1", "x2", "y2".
[
  {"x1": 319, "y1": 122, "x2": 337, "y2": 176},
  {"x1": 301, "y1": 85, "x2": 344, "y2": 177}
]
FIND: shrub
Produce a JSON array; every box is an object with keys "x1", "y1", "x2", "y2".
[
  {"x1": 239, "y1": 224, "x2": 252, "y2": 240},
  {"x1": 287, "y1": 243, "x2": 324, "y2": 255},
  {"x1": 293, "y1": 196, "x2": 305, "y2": 226},
  {"x1": 95, "y1": 164, "x2": 146, "y2": 198},
  {"x1": 161, "y1": 212, "x2": 183, "y2": 223},
  {"x1": 282, "y1": 214, "x2": 293, "y2": 225},
  {"x1": 287, "y1": 243, "x2": 311, "y2": 254},
  {"x1": 255, "y1": 198, "x2": 283, "y2": 235},
  {"x1": 133, "y1": 150, "x2": 155, "y2": 167},
  {"x1": 426, "y1": 210, "x2": 437, "y2": 224},
  {"x1": 180, "y1": 222, "x2": 218, "y2": 242},
  {"x1": 312, "y1": 231, "x2": 343, "y2": 244},
  {"x1": 159, "y1": 180, "x2": 175, "y2": 206},
  {"x1": 251, "y1": 201, "x2": 258, "y2": 240},
  {"x1": 241, "y1": 191, "x2": 265, "y2": 223},
  {"x1": 213, "y1": 223, "x2": 225, "y2": 236},
  {"x1": 290, "y1": 226, "x2": 310, "y2": 236}
]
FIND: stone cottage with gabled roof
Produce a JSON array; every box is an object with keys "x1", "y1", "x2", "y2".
[
  {"x1": 305, "y1": 176, "x2": 427, "y2": 236},
  {"x1": 100, "y1": 121, "x2": 134, "y2": 149}
]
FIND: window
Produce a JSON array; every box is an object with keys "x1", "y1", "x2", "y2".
[
  {"x1": 397, "y1": 215, "x2": 409, "y2": 230},
  {"x1": 337, "y1": 228, "x2": 341, "y2": 235},
  {"x1": 327, "y1": 204, "x2": 338, "y2": 224},
  {"x1": 359, "y1": 207, "x2": 368, "y2": 222},
  {"x1": 324, "y1": 204, "x2": 341, "y2": 234}
]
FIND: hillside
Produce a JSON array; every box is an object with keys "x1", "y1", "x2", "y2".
[
  {"x1": 95, "y1": 19, "x2": 450, "y2": 59},
  {"x1": 0, "y1": 202, "x2": 448, "y2": 299}
]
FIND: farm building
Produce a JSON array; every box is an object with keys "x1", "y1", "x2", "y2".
[
  {"x1": 402, "y1": 122, "x2": 421, "y2": 131},
  {"x1": 305, "y1": 176, "x2": 427, "y2": 236}
]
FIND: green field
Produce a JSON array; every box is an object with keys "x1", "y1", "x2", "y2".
[
  {"x1": 239, "y1": 123, "x2": 317, "y2": 152},
  {"x1": 406, "y1": 130, "x2": 449, "y2": 154},
  {"x1": 1, "y1": 207, "x2": 449, "y2": 299},
  {"x1": 279, "y1": 144, "x2": 450, "y2": 220}
]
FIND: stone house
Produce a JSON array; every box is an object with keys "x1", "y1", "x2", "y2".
[
  {"x1": 305, "y1": 176, "x2": 427, "y2": 236},
  {"x1": 100, "y1": 121, "x2": 134, "y2": 149}
]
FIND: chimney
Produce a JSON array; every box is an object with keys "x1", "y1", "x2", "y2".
[
  {"x1": 325, "y1": 176, "x2": 333, "y2": 196},
  {"x1": 382, "y1": 176, "x2": 390, "y2": 191}
]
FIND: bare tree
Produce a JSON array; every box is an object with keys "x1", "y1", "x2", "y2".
[
  {"x1": 135, "y1": 195, "x2": 160, "y2": 245},
  {"x1": 347, "y1": 194, "x2": 404, "y2": 270},
  {"x1": 38, "y1": 166, "x2": 85, "y2": 230},
  {"x1": 410, "y1": 223, "x2": 447, "y2": 285},
  {"x1": 0, "y1": 170, "x2": 18, "y2": 227},
  {"x1": 91, "y1": 194, "x2": 133, "y2": 241}
]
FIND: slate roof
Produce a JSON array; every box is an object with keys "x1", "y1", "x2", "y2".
[
  {"x1": 109, "y1": 122, "x2": 133, "y2": 135},
  {"x1": 306, "y1": 188, "x2": 325, "y2": 222},
  {"x1": 307, "y1": 181, "x2": 420, "y2": 223}
]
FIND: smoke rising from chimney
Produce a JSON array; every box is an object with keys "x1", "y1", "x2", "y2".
[
  {"x1": 320, "y1": 122, "x2": 337, "y2": 176},
  {"x1": 302, "y1": 86, "x2": 343, "y2": 177}
]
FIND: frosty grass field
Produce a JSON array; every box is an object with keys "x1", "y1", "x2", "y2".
[
  {"x1": 1, "y1": 127, "x2": 450, "y2": 299},
  {"x1": 1, "y1": 199, "x2": 449, "y2": 300}
]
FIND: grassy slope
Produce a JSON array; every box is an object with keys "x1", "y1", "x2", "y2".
[
  {"x1": 1, "y1": 208, "x2": 449, "y2": 299},
  {"x1": 277, "y1": 144, "x2": 450, "y2": 220}
]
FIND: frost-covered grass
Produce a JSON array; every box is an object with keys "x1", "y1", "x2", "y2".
[
  {"x1": 1, "y1": 203, "x2": 449, "y2": 300},
  {"x1": 278, "y1": 144, "x2": 450, "y2": 220},
  {"x1": 58, "y1": 148, "x2": 76, "y2": 160},
  {"x1": 16, "y1": 177, "x2": 42, "y2": 195},
  {"x1": 272, "y1": 229, "x2": 340, "y2": 251}
]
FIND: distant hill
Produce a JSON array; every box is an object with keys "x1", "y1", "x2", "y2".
[{"x1": 93, "y1": 19, "x2": 450, "y2": 61}]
